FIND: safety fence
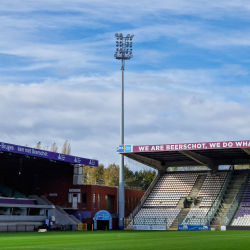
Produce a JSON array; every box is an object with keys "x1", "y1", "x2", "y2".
[
  {"x1": 0, "y1": 224, "x2": 78, "y2": 233},
  {"x1": 124, "y1": 217, "x2": 231, "y2": 230},
  {"x1": 124, "y1": 217, "x2": 178, "y2": 230}
]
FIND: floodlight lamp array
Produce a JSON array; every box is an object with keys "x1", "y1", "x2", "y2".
[{"x1": 114, "y1": 33, "x2": 134, "y2": 60}]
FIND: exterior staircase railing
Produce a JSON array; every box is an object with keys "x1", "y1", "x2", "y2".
[
  {"x1": 225, "y1": 170, "x2": 250, "y2": 226},
  {"x1": 205, "y1": 170, "x2": 234, "y2": 225}
]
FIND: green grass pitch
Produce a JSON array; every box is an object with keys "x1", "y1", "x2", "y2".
[{"x1": 1, "y1": 230, "x2": 250, "y2": 250}]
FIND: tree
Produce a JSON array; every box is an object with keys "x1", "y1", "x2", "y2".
[
  {"x1": 35, "y1": 142, "x2": 41, "y2": 149},
  {"x1": 103, "y1": 163, "x2": 119, "y2": 187},
  {"x1": 51, "y1": 143, "x2": 58, "y2": 153},
  {"x1": 83, "y1": 164, "x2": 105, "y2": 185},
  {"x1": 66, "y1": 142, "x2": 71, "y2": 155},
  {"x1": 82, "y1": 163, "x2": 156, "y2": 191},
  {"x1": 62, "y1": 140, "x2": 71, "y2": 155}
]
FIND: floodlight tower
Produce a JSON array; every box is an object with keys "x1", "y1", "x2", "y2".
[{"x1": 114, "y1": 33, "x2": 134, "y2": 228}]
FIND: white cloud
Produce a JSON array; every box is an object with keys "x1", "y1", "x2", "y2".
[
  {"x1": 0, "y1": 66, "x2": 250, "y2": 167},
  {"x1": 2, "y1": 0, "x2": 250, "y2": 20},
  {"x1": 0, "y1": 0, "x2": 250, "y2": 170}
]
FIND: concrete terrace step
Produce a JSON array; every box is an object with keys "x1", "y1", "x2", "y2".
[
  {"x1": 189, "y1": 174, "x2": 206, "y2": 198},
  {"x1": 211, "y1": 171, "x2": 246, "y2": 225},
  {"x1": 176, "y1": 198, "x2": 186, "y2": 208},
  {"x1": 177, "y1": 208, "x2": 190, "y2": 218}
]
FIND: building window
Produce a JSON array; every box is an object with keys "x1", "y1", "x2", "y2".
[
  {"x1": 68, "y1": 193, "x2": 72, "y2": 203},
  {"x1": 105, "y1": 195, "x2": 113, "y2": 214},
  {"x1": 105, "y1": 195, "x2": 108, "y2": 210},
  {"x1": 125, "y1": 196, "x2": 128, "y2": 210},
  {"x1": 93, "y1": 194, "x2": 96, "y2": 209},
  {"x1": 98, "y1": 194, "x2": 100, "y2": 210},
  {"x1": 82, "y1": 193, "x2": 87, "y2": 209}
]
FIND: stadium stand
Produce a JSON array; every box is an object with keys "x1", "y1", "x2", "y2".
[
  {"x1": 241, "y1": 182, "x2": 250, "y2": 207},
  {"x1": 132, "y1": 172, "x2": 201, "y2": 228},
  {"x1": 181, "y1": 208, "x2": 209, "y2": 225},
  {"x1": 231, "y1": 208, "x2": 250, "y2": 226},
  {"x1": 143, "y1": 172, "x2": 199, "y2": 207},
  {"x1": 130, "y1": 170, "x2": 250, "y2": 229},
  {"x1": 134, "y1": 208, "x2": 181, "y2": 228},
  {"x1": 231, "y1": 181, "x2": 250, "y2": 226},
  {"x1": 198, "y1": 172, "x2": 227, "y2": 207}
]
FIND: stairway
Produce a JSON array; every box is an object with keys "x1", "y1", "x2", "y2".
[
  {"x1": 178, "y1": 208, "x2": 191, "y2": 219},
  {"x1": 176, "y1": 198, "x2": 185, "y2": 208},
  {"x1": 189, "y1": 174, "x2": 207, "y2": 198},
  {"x1": 211, "y1": 172, "x2": 245, "y2": 225},
  {"x1": 169, "y1": 208, "x2": 190, "y2": 229}
]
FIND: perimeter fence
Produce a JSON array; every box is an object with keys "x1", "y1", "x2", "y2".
[
  {"x1": 0, "y1": 224, "x2": 78, "y2": 233},
  {"x1": 124, "y1": 217, "x2": 230, "y2": 230}
]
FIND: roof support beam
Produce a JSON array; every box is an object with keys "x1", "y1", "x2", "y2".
[
  {"x1": 163, "y1": 160, "x2": 206, "y2": 167},
  {"x1": 241, "y1": 148, "x2": 250, "y2": 156},
  {"x1": 178, "y1": 150, "x2": 218, "y2": 170},
  {"x1": 122, "y1": 153, "x2": 165, "y2": 171}
]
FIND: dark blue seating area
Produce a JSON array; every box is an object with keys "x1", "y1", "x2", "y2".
[
  {"x1": 0, "y1": 198, "x2": 34, "y2": 205},
  {"x1": 235, "y1": 209, "x2": 250, "y2": 219},
  {"x1": 241, "y1": 183, "x2": 250, "y2": 207},
  {"x1": 232, "y1": 208, "x2": 250, "y2": 225},
  {"x1": 232, "y1": 182, "x2": 250, "y2": 225}
]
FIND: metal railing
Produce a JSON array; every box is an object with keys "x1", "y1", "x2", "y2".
[
  {"x1": 0, "y1": 224, "x2": 36, "y2": 233},
  {"x1": 178, "y1": 217, "x2": 227, "y2": 226},
  {"x1": 205, "y1": 170, "x2": 233, "y2": 225},
  {"x1": 178, "y1": 217, "x2": 211, "y2": 226},
  {"x1": 0, "y1": 224, "x2": 79, "y2": 233},
  {"x1": 133, "y1": 217, "x2": 167, "y2": 225},
  {"x1": 225, "y1": 170, "x2": 250, "y2": 226},
  {"x1": 125, "y1": 216, "x2": 229, "y2": 230},
  {"x1": 124, "y1": 217, "x2": 176, "y2": 229}
]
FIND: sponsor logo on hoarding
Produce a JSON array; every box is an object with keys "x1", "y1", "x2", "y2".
[
  {"x1": 0, "y1": 141, "x2": 98, "y2": 167},
  {"x1": 117, "y1": 145, "x2": 125, "y2": 153},
  {"x1": 117, "y1": 145, "x2": 133, "y2": 153},
  {"x1": 89, "y1": 160, "x2": 96, "y2": 166},
  {"x1": 178, "y1": 225, "x2": 209, "y2": 231},
  {"x1": 133, "y1": 140, "x2": 250, "y2": 153},
  {"x1": 125, "y1": 145, "x2": 133, "y2": 152},
  {"x1": 133, "y1": 225, "x2": 166, "y2": 230}
]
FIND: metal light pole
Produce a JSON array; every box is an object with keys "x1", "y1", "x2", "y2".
[{"x1": 114, "y1": 33, "x2": 134, "y2": 228}]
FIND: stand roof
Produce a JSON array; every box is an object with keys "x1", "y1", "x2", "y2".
[{"x1": 118, "y1": 140, "x2": 250, "y2": 171}]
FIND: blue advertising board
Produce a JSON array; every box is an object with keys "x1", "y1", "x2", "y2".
[
  {"x1": 117, "y1": 145, "x2": 133, "y2": 153},
  {"x1": 0, "y1": 141, "x2": 98, "y2": 167},
  {"x1": 117, "y1": 145, "x2": 125, "y2": 153},
  {"x1": 178, "y1": 225, "x2": 210, "y2": 231}
]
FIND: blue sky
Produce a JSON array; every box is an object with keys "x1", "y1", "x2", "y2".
[{"x1": 1, "y1": 1, "x2": 250, "y2": 169}]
